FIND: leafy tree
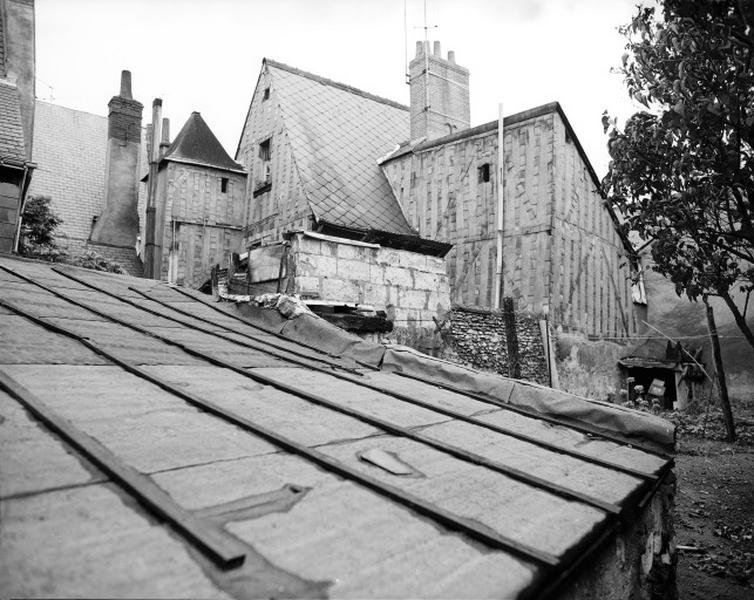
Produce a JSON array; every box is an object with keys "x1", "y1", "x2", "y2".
[
  {"x1": 603, "y1": 0, "x2": 754, "y2": 353},
  {"x1": 17, "y1": 195, "x2": 65, "y2": 259},
  {"x1": 18, "y1": 196, "x2": 127, "y2": 274}
]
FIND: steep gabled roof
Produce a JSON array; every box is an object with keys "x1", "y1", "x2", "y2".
[
  {"x1": 264, "y1": 59, "x2": 413, "y2": 234},
  {"x1": 0, "y1": 80, "x2": 27, "y2": 164},
  {"x1": 163, "y1": 111, "x2": 244, "y2": 173}
]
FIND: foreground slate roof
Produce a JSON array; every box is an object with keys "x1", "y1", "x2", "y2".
[
  {"x1": 0, "y1": 255, "x2": 673, "y2": 598},
  {"x1": 162, "y1": 111, "x2": 245, "y2": 173},
  {"x1": 263, "y1": 60, "x2": 413, "y2": 234}
]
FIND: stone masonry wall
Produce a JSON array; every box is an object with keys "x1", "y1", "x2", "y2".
[
  {"x1": 290, "y1": 232, "x2": 451, "y2": 354},
  {"x1": 442, "y1": 303, "x2": 551, "y2": 385}
]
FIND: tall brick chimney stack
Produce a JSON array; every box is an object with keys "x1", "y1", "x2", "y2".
[
  {"x1": 408, "y1": 41, "x2": 470, "y2": 142},
  {"x1": 89, "y1": 70, "x2": 143, "y2": 248}
]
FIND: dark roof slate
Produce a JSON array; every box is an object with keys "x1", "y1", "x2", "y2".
[
  {"x1": 0, "y1": 80, "x2": 27, "y2": 163},
  {"x1": 265, "y1": 59, "x2": 413, "y2": 234},
  {"x1": 163, "y1": 111, "x2": 244, "y2": 173}
]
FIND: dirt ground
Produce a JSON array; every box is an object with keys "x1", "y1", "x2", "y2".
[{"x1": 668, "y1": 397, "x2": 754, "y2": 599}]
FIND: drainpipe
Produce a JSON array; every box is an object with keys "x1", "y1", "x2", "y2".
[
  {"x1": 144, "y1": 98, "x2": 162, "y2": 279},
  {"x1": 493, "y1": 103, "x2": 505, "y2": 309}
]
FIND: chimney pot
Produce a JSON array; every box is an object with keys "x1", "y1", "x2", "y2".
[
  {"x1": 153, "y1": 98, "x2": 162, "y2": 108},
  {"x1": 119, "y1": 70, "x2": 133, "y2": 99},
  {"x1": 448, "y1": 50, "x2": 456, "y2": 64},
  {"x1": 433, "y1": 41, "x2": 441, "y2": 56}
]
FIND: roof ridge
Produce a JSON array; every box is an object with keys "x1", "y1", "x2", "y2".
[
  {"x1": 264, "y1": 58, "x2": 408, "y2": 112},
  {"x1": 33, "y1": 99, "x2": 108, "y2": 121}
]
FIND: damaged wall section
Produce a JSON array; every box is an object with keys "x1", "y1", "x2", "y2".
[{"x1": 240, "y1": 231, "x2": 451, "y2": 354}]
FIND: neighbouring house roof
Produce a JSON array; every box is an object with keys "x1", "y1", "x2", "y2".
[
  {"x1": 27, "y1": 101, "x2": 148, "y2": 250},
  {"x1": 0, "y1": 80, "x2": 27, "y2": 164},
  {"x1": 0, "y1": 254, "x2": 675, "y2": 599},
  {"x1": 161, "y1": 111, "x2": 245, "y2": 174},
  {"x1": 261, "y1": 59, "x2": 414, "y2": 235}
]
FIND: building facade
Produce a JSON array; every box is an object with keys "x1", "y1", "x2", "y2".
[
  {"x1": 381, "y1": 102, "x2": 639, "y2": 339},
  {"x1": 143, "y1": 110, "x2": 246, "y2": 288}
]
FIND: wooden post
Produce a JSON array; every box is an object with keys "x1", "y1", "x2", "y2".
[
  {"x1": 705, "y1": 299, "x2": 736, "y2": 441},
  {"x1": 502, "y1": 297, "x2": 521, "y2": 379}
]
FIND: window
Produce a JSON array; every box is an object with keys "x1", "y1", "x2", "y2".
[
  {"x1": 477, "y1": 163, "x2": 491, "y2": 183},
  {"x1": 220, "y1": 177, "x2": 228, "y2": 193},
  {"x1": 263, "y1": 87, "x2": 270, "y2": 101},
  {"x1": 259, "y1": 138, "x2": 271, "y2": 161},
  {"x1": 257, "y1": 138, "x2": 272, "y2": 183}
]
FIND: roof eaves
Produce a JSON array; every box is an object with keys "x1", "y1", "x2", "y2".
[{"x1": 162, "y1": 156, "x2": 246, "y2": 175}]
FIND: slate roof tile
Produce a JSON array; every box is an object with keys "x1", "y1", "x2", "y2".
[
  {"x1": 163, "y1": 112, "x2": 244, "y2": 173},
  {"x1": 0, "y1": 80, "x2": 27, "y2": 162},
  {"x1": 266, "y1": 60, "x2": 413, "y2": 235}
]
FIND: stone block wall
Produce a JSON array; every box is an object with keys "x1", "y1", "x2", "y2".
[
  {"x1": 289, "y1": 232, "x2": 451, "y2": 353},
  {"x1": 442, "y1": 303, "x2": 551, "y2": 385}
]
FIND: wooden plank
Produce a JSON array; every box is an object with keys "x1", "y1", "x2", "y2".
[{"x1": 0, "y1": 367, "x2": 247, "y2": 569}]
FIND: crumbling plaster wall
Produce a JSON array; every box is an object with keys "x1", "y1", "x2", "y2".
[
  {"x1": 560, "y1": 474, "x2": 677, "y2": 600},
  {"x1": 557, "y1": 333, "x2": 626, "y2": 400},
  {"x1": 289, "y1": 232, "x2": 450, "y2": 353}
]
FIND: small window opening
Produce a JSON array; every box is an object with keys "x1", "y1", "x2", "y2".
[
  {"x1": 259, "y1": 138, "x2": 271, "y2": 161},
  {"x1": 221, "y1": 177, "x2": 228, "y2": 193},
  {"x1": 263, "y1": 87, "x2": 270, "y2": 101},
  {"x1": 477, "y1": 163, "x2": 491, "y2": 183}
]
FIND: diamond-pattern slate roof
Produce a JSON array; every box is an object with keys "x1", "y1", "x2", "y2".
[
  {"x1": 266, "y1": 60, "x2": 413, "y2": 234},
  {"x1": 0, "y1": 80, "x2": 27, "y2": 163},
  {"x1": 163, "y1": 112, "x2": 244, "y2": 173}
]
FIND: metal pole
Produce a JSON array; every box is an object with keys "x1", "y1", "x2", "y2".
[{"x1": 494, "y1": 103, "x2": 505, "y2": 309}]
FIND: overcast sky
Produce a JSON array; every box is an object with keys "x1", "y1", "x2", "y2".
[{"x1": 35, "y1": 0, "x2": 647, "y2": 176}]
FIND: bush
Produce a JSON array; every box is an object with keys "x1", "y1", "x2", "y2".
[{"x1": 67, "y1": 250, "x2": 127, "y2": 274}]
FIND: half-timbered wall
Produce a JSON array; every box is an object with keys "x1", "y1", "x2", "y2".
[
  {"x1": 237, "y1": 69, "x2": 311, "y2": 247},
  {"x1": 156, "y1": 162, "x2": 245, "y2": 288},
  {"x1": 381, "y1": 110, "x2": 637, "y2": 339}
]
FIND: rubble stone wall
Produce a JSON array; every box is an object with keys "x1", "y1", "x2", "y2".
[
  {"x1": 442, "y1": 303, "x2": 551, "y2": 385},
  {"x1": 289, "y1": 232, "x2": 451, "y2": 354}
]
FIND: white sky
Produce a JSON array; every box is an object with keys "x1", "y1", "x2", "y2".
[{"x1": 35, "y1": 0, "x2": 647, "y2": 176}]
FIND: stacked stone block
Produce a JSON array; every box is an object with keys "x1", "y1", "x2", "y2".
[{"x1": 290, "y1": 232, "x2": 450, "y2": 352}]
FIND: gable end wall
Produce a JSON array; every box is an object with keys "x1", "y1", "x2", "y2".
[{"x1": 238, "y1": 68, "x2": 311, "y2": 248}]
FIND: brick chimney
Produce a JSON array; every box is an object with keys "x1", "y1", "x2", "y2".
[
  {"x1": 89, "y1": 70, "x2": 143, "y2": 247},
  {"x1": 409, "y1": 41, "x2": 470, "y2": 142}
]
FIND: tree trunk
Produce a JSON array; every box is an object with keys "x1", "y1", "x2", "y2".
[
  {"x1": 719, "y1": 289, "x2": 754, "y2": 354},
  {"x1": 705, "y1": 299, "x2": 736, "y2": 442}
]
